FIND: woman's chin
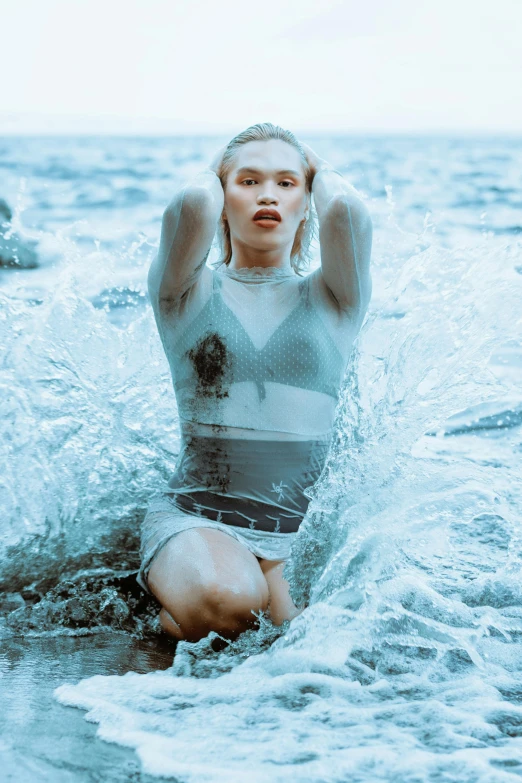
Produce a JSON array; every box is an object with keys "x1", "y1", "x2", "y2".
[{"x1": 241, "y1": 229, "x2": 292, "y2": 250}]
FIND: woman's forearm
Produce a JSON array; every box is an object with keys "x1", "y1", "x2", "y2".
[
  {"x1": 149, "y1": 169, "x2": 224, "y2": 304},
  {"x1": 301, "y1": 143, "x2": 372, "y2": 315},
  {"x1": 300, "y1": 143, "x2": 368, "y2": 221},
  {"x1": 165, "y1": 168, "x2": 224, "y2": 214},
  {"x1": 312, "y1": 166, "x2": 368, "y2": 222}
]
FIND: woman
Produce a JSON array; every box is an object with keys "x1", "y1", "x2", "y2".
[{"x1": 138, "y1": 122, "x2": 372, "y2": 643}]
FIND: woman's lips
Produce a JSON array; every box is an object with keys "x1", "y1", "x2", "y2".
[
  {"x1": 253, "y1": 209, "x2": 281, "y2": 228},
  {"x1": 254, "y1": 218, "x2": 280, "y2": 228}
]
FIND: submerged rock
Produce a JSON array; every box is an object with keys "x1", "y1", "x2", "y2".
[
  {"x1": 0, "y1": 592, "x2": 26, "y2": 613},
  {"x1": 0, "y1": 197, "x2": 39, "y2": 269}
]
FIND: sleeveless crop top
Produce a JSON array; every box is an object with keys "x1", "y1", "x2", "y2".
[{"x1": 154, "y1": 264, "x2": 356, "y2": 439}]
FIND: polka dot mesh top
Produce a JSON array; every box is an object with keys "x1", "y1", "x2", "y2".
[{"x1": 154, "y1": 264, "x2": 357, "y2": 439}]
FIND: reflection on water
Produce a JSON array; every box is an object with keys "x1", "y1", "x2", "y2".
[{"x1": 0, "y1": 636, "x2": 174, "y2": 783}]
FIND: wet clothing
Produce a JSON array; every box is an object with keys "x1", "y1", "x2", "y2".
[
  {"x1": 166, "y1": 435, "x2": 331, "y2": 533},
  {"x1": 137, "y1": 264, "x2": 356, "y2": 593}
]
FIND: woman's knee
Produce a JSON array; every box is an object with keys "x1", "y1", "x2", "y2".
[
  {"x1": 200, "y1": 578, "x2": 270, "y2": 625},
  {"x1": 162, "y1": 578, "x2": 269, "y2": 642},
  {"x1": 148, "y1": 529, "x2": 269, "y2": 638},
  {"x1": 182, "y1": 577, "x2": 269, "y2": 630},
  {"x1": 146, "y1": 528, "x2": 270, "y2": 640}
]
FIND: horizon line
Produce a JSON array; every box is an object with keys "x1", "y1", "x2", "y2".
[{"x1": 1, "y1": 128, "x2": 521, "y2": 138}]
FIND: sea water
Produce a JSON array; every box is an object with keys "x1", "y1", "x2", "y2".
[{"x1": 1, "y1": 135, "x2": 522, "y2": 781}]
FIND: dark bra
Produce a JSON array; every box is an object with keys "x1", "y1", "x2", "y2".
[{"x1": 173, "y1": 272, "x2": 345, "y2": 401}]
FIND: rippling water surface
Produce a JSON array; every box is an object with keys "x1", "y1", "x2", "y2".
[{"x1": 1, "y1": 135, "x2": 521, "y2": 782}]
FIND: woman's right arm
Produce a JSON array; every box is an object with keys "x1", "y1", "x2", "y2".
[{"x1": 148, "y1": 164, "x2": 224, "y2": 309}]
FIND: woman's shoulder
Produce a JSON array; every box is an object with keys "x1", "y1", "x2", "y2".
[
  {"x1": 305, "y1": 267, "x2": 363, "y2": 343},
  {"x1": 152, "y1": 264, "x2": 214, "y2": 326}
]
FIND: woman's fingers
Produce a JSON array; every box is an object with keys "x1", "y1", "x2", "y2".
[
  {"x1": 209, "y1": 144, "x2": 228, "y2": 174},
  {"x1": 300, "y1": 142, "x2": 324, "y2": 175}
]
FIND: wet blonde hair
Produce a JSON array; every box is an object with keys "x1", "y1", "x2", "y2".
[{"x1": 214, "y1": 122, "x2": 317, "y2": 275}]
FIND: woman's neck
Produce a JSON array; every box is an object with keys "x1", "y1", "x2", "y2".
[{"x1": 227, "y1": 240, "x2": 293, "y2": 272}]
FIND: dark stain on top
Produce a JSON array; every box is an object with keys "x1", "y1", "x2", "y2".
[
  {"x1": 180, "y1": 433, "x2": 231, "y2": 495},
  {"x1": 187, "y1": 332, "x2": 232, "y2": 399}
]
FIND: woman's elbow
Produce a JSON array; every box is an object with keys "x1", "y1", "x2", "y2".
[{"x1": 326, "y1": 194, "x2": 372, "y2": 230}]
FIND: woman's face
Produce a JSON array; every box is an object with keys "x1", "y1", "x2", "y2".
[{"x1": 223, "y1": 139, "x2": 309, "y2": 255}]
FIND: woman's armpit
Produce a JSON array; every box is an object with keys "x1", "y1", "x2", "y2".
[{"x1": 154, "y1": 264, "x2": 214, "y2": 332}]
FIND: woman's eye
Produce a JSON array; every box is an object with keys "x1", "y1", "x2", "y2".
[{"x1": 241, "y1": 179, "x2": 294, "y2": 187}]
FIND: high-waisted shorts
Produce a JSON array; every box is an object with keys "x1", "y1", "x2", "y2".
[
  {"x1": 136, "y1": 494, "x2": 298, "y2": 594},
  {"x1": 136, "y1": 435, "x2": 330, "y2": 594}
]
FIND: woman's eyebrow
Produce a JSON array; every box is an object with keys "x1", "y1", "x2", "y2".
[{"x1": 235, "y1": 167, "x2": 301, "y2": 178}]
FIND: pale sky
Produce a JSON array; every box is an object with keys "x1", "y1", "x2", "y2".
[{"x1": 1, "y1": 0, "x2": 521, "y2": 134}]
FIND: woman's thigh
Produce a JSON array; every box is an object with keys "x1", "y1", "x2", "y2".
[
  {"x1": 147, "y1": 527, "x2": 270, "y2": 641},
  {"x1": 258, "y1": 558, "x2": 304, "y2": 625}
]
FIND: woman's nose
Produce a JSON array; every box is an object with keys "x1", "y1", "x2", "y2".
[{"x1": 257, "y1": 188, "x2": 279, "y2": 204}]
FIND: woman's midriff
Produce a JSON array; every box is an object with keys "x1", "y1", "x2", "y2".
[
  {"x1": 163, "y1": 430, "x2": 331, "y2": 534},
  {"x1": 180, "y1": 419, "x2": 334, "y2": 441}
]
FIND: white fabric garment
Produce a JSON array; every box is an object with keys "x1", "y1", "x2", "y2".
[
  {"x1": 139, "y1": 169, "x2": 372, "y2": 591},
  {"x1": 153, "y1": 263, "x2": 357, "y2": 439},
  {"x1": 137, "y1": 263, "x2": 360, "y2": 593}
]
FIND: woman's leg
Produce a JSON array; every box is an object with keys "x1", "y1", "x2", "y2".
[
  {"x1": 257, "y1": 558, "x2": 304, "y2": 626},
  {"x1": 158, "y1": 607, "x2": 185, "y2": 640},
  {"x1": 147, "y1": 527, "x2": 270, "y2": 642}
]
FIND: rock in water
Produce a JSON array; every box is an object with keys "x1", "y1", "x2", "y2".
[
  {"x1": 0, "y1": 198, "x2": 13, "y2": 223},
  {"x1": 0, "y1": 197, "x2": 39, "y2": 269}
]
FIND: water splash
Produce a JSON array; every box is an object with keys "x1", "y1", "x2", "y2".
[
  {"x1": 1, "y1": 243, "x2": 180, "y2": 632},
  {"x1": 52, "y1": 235, "x2": 522, "y2": 781},
  {"x1": 286, "y1": 240, "x2": 520, "y2": 594}
]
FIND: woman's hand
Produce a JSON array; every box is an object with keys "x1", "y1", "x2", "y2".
[
  {"x1": 208, "y1": 144, "x2": 228, "y2": 175},
  {"x1": 300, "y1": 142, "x2": 328, "y2": 178}
]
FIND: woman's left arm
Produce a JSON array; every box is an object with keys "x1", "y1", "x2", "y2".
[{"x1": 303, "y1": 144, "x2": 373, "y2": 322}]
